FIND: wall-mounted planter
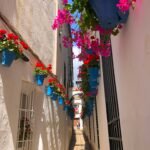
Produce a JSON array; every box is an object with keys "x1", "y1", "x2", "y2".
[
  {"x1": 86, "y1": 49, "x2": 95, "y2": 54},
  {"x1": 50, "y1": 93, "x2": 58, "y2": 101},
  {"x1": 89, "y1": 80, "x2": 99, "y2": 87},
  {"x1": 45, "y1": 86, "x2": 54, "y2": 96},
  {"x1": 0, "y1": 50, "x2": 16, "y2": 67},
  {"x1": 88, "y1": 0, "x2": 129, "y2": 29},
  {"x1": 64, "y1": 105, "x2": 69, "y2": 111},
  {"x1": 58, "y1": 96, "x2": 64, "y2": 105},
  {"x1": 88, "y1": 67, "x2": 100, "y2": 77},
  {"x1": 35, "y1": 74, "x2": 45, "y2": 86}
]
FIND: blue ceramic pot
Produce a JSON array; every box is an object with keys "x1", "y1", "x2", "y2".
[
  {"x1": 35, "y1": 74, "x2": 45, "y2": 86},
  {"x1": 64, "y1": 105, "x2": 69, "y2": 111},
  {"x1": 88, "y1": 0, "x2": 129, "y2": 29},
  {"x1": 86, "y1": 49, "x2": 95, "y2": 54},
  {"x1": 50, "y1": 93, "x2": 58, "y2": 101},
  {"x1": 58, "y1": 96, "x2": 64, "y2": 105},
  {"x1": 89, "y1": 80, "x2": 99, "y2": 87},
  {"x1": 88, "y1": 67, "x2": 100, "y2": 77},
  {"x1": 45, "y1": 86, "x2": 54, "y2": 96},
  {"x1": 0, "y1": 50, "x2": 16, "y2": 67}
]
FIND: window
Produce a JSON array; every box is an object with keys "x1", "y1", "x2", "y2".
[
  {"x1": 16, "y1": 83, "x2": 35, "y2": 150},
  {"x1": 102, "y1": 52, "x2": 123, "y2": 150}
]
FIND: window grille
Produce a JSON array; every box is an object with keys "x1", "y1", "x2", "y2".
[
  {"x1": 16, "y1": 86, "x2": 35, "y2": 150},
  {"x1": 102, "y1": 52, "x2": 123, "y2": 150},
  {"x1": 94, "y1": 97, "x2": 100, "y2": 149}
]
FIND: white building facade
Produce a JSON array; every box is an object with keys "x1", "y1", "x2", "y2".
[
  {"x1": 83, "y1": 1, "x2": 150, "y2": 150},
  {"x1": 0, "y1": 0, "x2": 73, "y2": 150}
]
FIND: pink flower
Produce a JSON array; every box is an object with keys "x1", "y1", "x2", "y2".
[
  {"x1": 62, "y1": 0, "x2": 68, "y2": 5},
  {"x1": 116, "y1": 0, "x2": 130, "y2": 12},
  {"x1": 52, "y1": 9, "x2": 74, "y2": 30}
]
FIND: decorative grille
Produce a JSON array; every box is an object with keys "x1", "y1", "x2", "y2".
[
  {"x1": 16, "y1": 84, "x2": 35, "y2": 150},
  {"x1": 102, "y1": 53, "x2": 123, "y2": 150}
]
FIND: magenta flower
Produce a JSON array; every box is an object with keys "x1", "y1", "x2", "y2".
[
  {"x1": 52, "y1": 9, "x2": 74, "y2": 30},
  {"x1": 116, "y1": 0, "x2": 130, "y2": 12},
  {"x1": 62, "y1": 0, "x2": 68, "y2": 5}
]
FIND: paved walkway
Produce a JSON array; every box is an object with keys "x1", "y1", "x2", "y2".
[{"x1": 69, "y1": 129, "x2": 93, "y2": 150}]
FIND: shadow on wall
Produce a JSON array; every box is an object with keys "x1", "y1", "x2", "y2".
[
  {"x1": 0, "y1": 60, "x2": 33, "y2": 149},
  {"x1": 33, "y1": 94, "x2": 63, "y2": 150},
  {"x1": 0, "y1": 0, "x2": 16, "y2": 18}
]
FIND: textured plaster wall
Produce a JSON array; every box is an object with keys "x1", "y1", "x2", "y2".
[
  {"x1": 0, "y1": 0, "x2": 73, "y2": 150},
  {"x1": 111, "y1": 0, "x2": 150, "y2": 149},
  {"x1": 0, "y1": 0, "x2": 57, "y2": 69}
]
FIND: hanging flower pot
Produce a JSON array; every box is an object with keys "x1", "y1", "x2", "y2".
[
  {"x1": 86, "y1": 49, "x2": 95, "y2": 54},
  {"x1": 64, "y1": 105, "x2": 69, "y2": 111},
  {"x1": 88, "y1": 67, "x2": 100, "y2": 77},
  {"x1": 0, "y1": 30, "x2": 29, "y2": 66},
  {"x1": 89, "y1": 80, "x2": 99, "y2": 88},
  {"x1": 35, "y1": 74, "x2": 46, "y2": 86},
  {"x1": 88, "y1": 0, "x2": 129, "y2": 29},
  {"x1": 0, "y1": 49, "x2": 16, "y2": 67},
  {"x1": 58, "y1": 96, "x2": 64, "y2": 105},
  {"x1": 34, "y1": 62, "x2": 49, "y2": 86},
  {"x1": 45, "y1": 86, "x2": 54, "y2": 96},
  {"x1": 50, "y1": 92, "x2": 58, "y2": 101}
]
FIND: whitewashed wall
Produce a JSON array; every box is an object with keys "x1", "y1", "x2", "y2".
[
  {"x1": 111, "y1": 0, "x2": 150, "y2": 149},
  {"x1": 0, "y1": 0, "x2": 73, "y2": 150}
]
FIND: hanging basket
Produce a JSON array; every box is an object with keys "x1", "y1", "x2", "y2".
[
  {"x1": 35, "y1": 74, "x2": 45, "y2": 86},
  {"x1": 0, "y1": 50, "x2": 16, "y2": 67},
  {"x1": 45, "y1": 86, "x2": 54, "y2": 96},
  {"x1": 58, "y1": 96, "x2": 64, "y2": 105},
  {"x1": 50, "y1": 93, "x2": 58, "y2": 101},
  {"x1": 88, "y1": 0, "x2": 129, "y2": 29}
]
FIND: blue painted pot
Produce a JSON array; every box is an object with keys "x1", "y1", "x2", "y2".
[
  {"x1": 89, "y1": 80, "x2": 99, "y2": 87},
  {"x1": 64, "y1": 105, "x2": 69, "y2": 111},
  {"x1": 0, "y1": 50, "x2": 16, "y2": 67},
  {"x1": 86, "y1": 49, "x2": 95, "y2": 54},
  {"x1": 35, "y1": 74, "x2": 45, "y2": 86},
  {"x1": 58, "y1": 96, "x2": 64, "y2": 105},
  {"x1": 50, "y1": 93, "x2": 58, "y2": 101},
  {"x1": 88, "y1": 67, "x2": 100, "y2": 77},
  {"x1": 45, "y1": 86, "x2": 54, "y2": 96},
  {"x1": 88, "y1": 0, "x2": 129, "y2": 29}
]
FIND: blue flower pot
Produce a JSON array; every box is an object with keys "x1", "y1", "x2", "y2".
[
  {"x1": 88, "y1": 67, "x2": 100, "y2": 77},
  {"x1": 45, "y1": 86, "x2": 54, "y2": 96},
  {"x1": 64, "y1": 105, "x2": 69, "y2": 111},
  {"x1": 0, "y1": 50, "x2": 16, "y2": 67},
  {"x1": 86, "y1": 49, "x2": 95, "y2": 54},
  {"x1": 88, "y1": 0, "x2": 129, "y2": 29},
  {"x1": 35, "y1": 74, "x2": 45, "y2": 86},
  {"x1": 89, "y1": 80, "x2": 99, "y2": 87},
  {"x1": 50, "y1": 93, "x2": 58, "y2": 101},
  {"x1": 58, "y1": 96, "x2": 64, "y2": 105}
]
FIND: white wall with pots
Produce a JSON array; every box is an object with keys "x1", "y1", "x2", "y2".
[{"x1": 0, "y1": 0, "x2": 73, "y2": 150}]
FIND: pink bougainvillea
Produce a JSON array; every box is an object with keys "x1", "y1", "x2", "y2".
[
  {"x1": 117, "y1": 0, "x2": 131, "y2": 12},
  {"x1": 52, "y1": 9, "x2": 74, "y2": 30}
]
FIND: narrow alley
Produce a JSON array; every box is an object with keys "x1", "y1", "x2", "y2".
[
  {"x1": 69, "y1": 129, "x2": 92, "y2": 150},
  {"x1": 0, "y1": 0, "x2": 149, "y2": 150}
]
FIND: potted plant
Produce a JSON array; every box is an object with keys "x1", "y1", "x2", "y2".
[
  {"x1": 84, "y1": 55, "x2": 100, "y2": 78},
  {"x1": 0, "y1": 29, "x2": 28, "y2": 67},
  {"x1": 34, "y1": 62, "x2": 49, "y2": 86},
  {"x1": 45, "y1": 77, "x2": 57, "y2": 96}
]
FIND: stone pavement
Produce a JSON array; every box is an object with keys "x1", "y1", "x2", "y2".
[{"x1": 69, "y1": 129, "x2": 93, "y2": 150}]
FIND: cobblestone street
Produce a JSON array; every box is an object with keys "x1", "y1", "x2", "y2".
[{"x1": 69, "y1": 129, "x2": 93, "y2": 150}]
